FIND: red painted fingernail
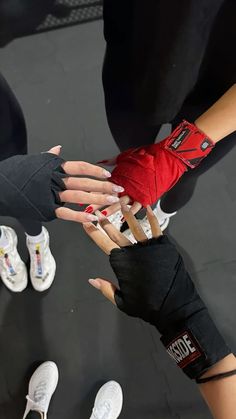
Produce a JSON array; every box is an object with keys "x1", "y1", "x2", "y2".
[
  {"x1": 78, "y1": 203, "x2": 84, "y2": 207},
  {"x1": 101, "y1": 210, "x2": 108, "y2": 216},
  {"x1": 84, "y1": 206, "x2": 94, "y2": 213}
]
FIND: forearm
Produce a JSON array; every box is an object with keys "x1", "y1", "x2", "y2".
[
  {"x1": 195, "y1": 84, "x2": 236, "y2": 143},
  {"x1": 198, "y1": 354, "x2": 236, "y2": 419}
]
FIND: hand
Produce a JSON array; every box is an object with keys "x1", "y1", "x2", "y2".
[
  {"x1": 48, "y1": 145, "x2": 125, "y2": 223},
  {"x1": 109, "y1": 121, "x2": 214, "y2": 207},
  {"x1": 84, "y1": 206, "x2": 230, "y2": 380},
  {"x1": 83, "y1": 204, "x2": 163, "y2": 304},
  {"x1": 0, "y1": 146, "x2": 124, "y2": 223}
]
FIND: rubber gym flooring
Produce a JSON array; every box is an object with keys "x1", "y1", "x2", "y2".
[{"x1": 0, "y1": 20, "x2": 236, "y2": 419}]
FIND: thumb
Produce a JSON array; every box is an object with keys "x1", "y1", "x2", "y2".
[
  {"x1": 48, "y1": 145, "x2": 62, "y2": 155},
  {"x1": 88, "y1": 278, "x2": 117, "y2": 305}
]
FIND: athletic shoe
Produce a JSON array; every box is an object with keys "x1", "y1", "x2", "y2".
[
  {"x1": 23, "y1": 361, "x2": 59, "y2": 419},
  {"x1": 0, "y1": 226, "x2": 27, "y2": 292},
  {"x1": 97, "y1": 208, "x2": 129, "y2": 235},
  {"x1": 26, "y1": 227, "x2": 56, "y2": 292},
  {"x1": 90, "y1": 381, "x2": 123, "y2": 419}
]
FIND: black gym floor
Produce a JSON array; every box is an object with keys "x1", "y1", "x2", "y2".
[{"x1": 0, "y1": 20, "x2": 235, "y2": 419}]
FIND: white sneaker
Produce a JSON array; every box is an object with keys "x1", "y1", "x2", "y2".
[
  {"x1": 97, "y1": 209, "x2": 125, "y2": 235},
  {"x1": 0, "y1": 226, "x2": 27, "y2": 292},
  {"x1": 90, "y1": 381, "x2": 123, "y2": 419},
  {"x1": 26, "y1": 227, "x2": 56, "y2": 292},
  {"x1": 23, "y1": 361, "x2": 59, "y2": 419},
  {"x1": 123, "y1": 200, "x2": 176, "y2": 242}
]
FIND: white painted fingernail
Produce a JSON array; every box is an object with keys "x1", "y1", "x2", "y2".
[
  {"x1": 85, "y1": 214, "x2": 98, "y2": 222},
  {"x1": 103, "y1": 169, "x2": 111, "y2": 178},
  {"x1": 88, "y1": 279, "x2": 101, "y2": 289},
  {"x1": 107, "y1": 196, "x2": 120, "y2": 204},
  {"x1": 112, "y1": 185, "x2": 124, "y2": 193}
]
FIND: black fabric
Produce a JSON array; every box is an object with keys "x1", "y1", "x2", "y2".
[
  {"x1": 0, "y1": 73, "x2": 27, "y2": 160},
  {"x1": 25, "y1": 411, "x2": 42, "y2": 419},
  {"x1": 0, "y1": 153, "x2": 66, "y2": 222},
  {"x1": 110, "y1": 236, "x2": 230, "y2": 379},
  {"x1": 103, "y1": 0, "x2": 236, "y2": 149}
]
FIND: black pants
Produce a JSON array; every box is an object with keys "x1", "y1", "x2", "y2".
[
  {"x1": 0, "y1": 74, "x2": 41, "y2": 235},
  {"x1": 25, "y1": 412, "x2": 41, "y2": 419},
  {"x1": 103, "y1": 90, "x2": 236, "y2": 213}
]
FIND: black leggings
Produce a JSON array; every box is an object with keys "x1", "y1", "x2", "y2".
[
  {"x1": 104, "y1": 98, "x2": 236, "y2": 213},
  {"x1": 0, "y1": 74, "x2": 42, "y2": 235},
  {"x1": 25, "y1": 412, "x2": 41, "y2": 419}
]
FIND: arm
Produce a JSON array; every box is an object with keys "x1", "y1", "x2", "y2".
[
  {"x1": 199, "y1": 354, "x2": 236, "y2": 419},
  {"x1": 0, "y1": 145, "x2": 123, "y2": 223},
  {"x1": 84, "y1": 207, "x2": 236, "y2": 419},
  {"x1": 109, "y1": 84, "x2": 236, "y2": 209},
  {"x1": 195, "y1": 84, "x2": 236, "y2": 142}
]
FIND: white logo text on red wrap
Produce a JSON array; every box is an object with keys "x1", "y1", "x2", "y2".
[{"x1": 166, "y1": 331, "x2": 202, "y2": 369}]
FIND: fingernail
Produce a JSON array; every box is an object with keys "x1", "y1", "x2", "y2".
[
  {"x1": 107, "y1": 196, "x2": 120, "y2": 204},
  {"x1": 101, "y1": 210, "x2": 108, "y2": 216},
  {"x1": 103, "y1": 169, "x2": 111, "y2": 178},
  {"x1": 112, "y1": 185, "x2": 124, "y2": 193},
  {"x1": 89, "y1": 279, "x2": 101, "y2": 290},
  {"x1": 85, "y1": 214, "x2": 98, "y2": 222},
  {"x1": 78, "y1": 203, "x2": 84, "y2": 207},
  {"x1": 84, "y1": 206, "x2": 94, "y2": 213}
]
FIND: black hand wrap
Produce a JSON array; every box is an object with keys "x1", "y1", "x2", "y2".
[
  {"x1": 110, "y1": 236, "x2": 230, "y2": 380},
  {"x1": 0, "y1": 153, "x2": 66, "y2": 222}
]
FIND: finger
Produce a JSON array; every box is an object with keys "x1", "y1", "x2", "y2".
[
  {"x1": 63, "y1": 177, "x2": 124, "y2": 195},
  {"x1": 47, "y1": 145, "x2": 62, "y2": 155},
  {"x1": 146, "y1": 205, "x2": 163, "y2": 238},
  {"x1": 121, "y1": 204, "x2": 147, "y2": 242},
  {"x1": 96, "y1": 211, "x2": 132, "y2": 247},
  {"x1": 55, "y1": 207, "x2": 98, "y2": 223},
  {"x1": 83, "y1": 222, "x2": 119, "y2": 255},
  {"x1": 59, "y1": 190, "x2": 120, "y2": 206},
  {"x1": 130, "y1": 201, "x2": 142, "y2": 216},
  {"x1": 83, "y1": 195, "x2": 131, "y2": 217},
  {"x1": 88, "y1": 278, "x2": 117, "y2": 305},
  {"x1": 61, "y1": 160, "x2": 111, "y2": 179}
]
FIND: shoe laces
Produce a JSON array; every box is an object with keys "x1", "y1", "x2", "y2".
[
  {"x1": 92, "y1": 401, "x2": 111, "y2": 419},
  {"x1": 26, "y1": 380, "x2": 48, "y2": 410},
  {"x1": 0, "y1": 246, "x2": 18, "y2": 276}
]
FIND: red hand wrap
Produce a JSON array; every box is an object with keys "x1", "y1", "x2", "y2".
[
  {"x1": 161, "y1": 120, "x2": 215, "y2": 168},
  {"x1": 111, "y1": 120, "x2": 215, "y2": 207}
]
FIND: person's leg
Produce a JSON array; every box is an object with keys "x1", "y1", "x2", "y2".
[
  {"x1": 0, "y1": 73, "x2": 27, "y2": 161},
  {"x1": 25, "y1": 412, "x2": 42, "y2": 419},
  {"x1": 102, "y1": 50, "x2": 161, "y2": 151}
]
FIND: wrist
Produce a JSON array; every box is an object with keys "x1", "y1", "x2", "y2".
[{"x1": 200, "y1": 354, "x2": 236, "y2": 380}]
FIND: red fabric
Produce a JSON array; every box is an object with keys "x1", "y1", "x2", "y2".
[
  {"x1": 111, "y1": 143, "x2": 187, "y2": 207},
  {"x1": 111, "y1": 121, "x2": 214, "y2": 206}
]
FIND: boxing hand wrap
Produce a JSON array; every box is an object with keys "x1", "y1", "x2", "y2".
[
  {"x1": 0, "y1": 153, "x2": 66, "y2": 222},
  {"x1": 161, "y1": 120, "x2": 215, "y2": 168},
  {"x1": 110, "y1": 236, "x2": 230, "y2": 380},
  {"x1": 110, "y1": 120, "x2": 215, "y2": 206}
]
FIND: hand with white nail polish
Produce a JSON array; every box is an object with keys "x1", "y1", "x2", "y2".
[{"x1": 0, "y1": 145, "x2": 125, "y2": 225}]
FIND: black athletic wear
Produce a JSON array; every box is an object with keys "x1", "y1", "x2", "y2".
[
  {"x1": 110, "y1": 236, "x2": 230, "y2": 379},
  {"x1": 0, "y1": 153, "x2": 66, "y2": 222},
  {"x1": 103, "y1": 0, "x2": 236, "y2": 213}
]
